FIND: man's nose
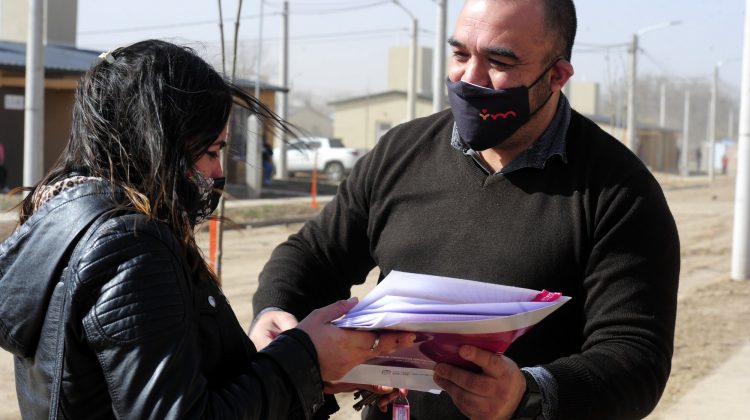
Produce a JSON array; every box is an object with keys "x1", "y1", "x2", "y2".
[{"x1": 461, "y1": 59, "x2": 492, "y2": 88}]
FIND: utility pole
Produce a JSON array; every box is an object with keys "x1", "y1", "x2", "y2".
[
  {"x1": 24, "y1": 0, "x2": 44, "y2": 188},
  {"x1": 215, "y1": 0, "x2": 244, "y2": 279},
  {"x1": 626, "y1": 21, "x2": 681, "y2": 154},
  {"x1": 246, "y1": 0, "x2": 264, "y2": 190},
  {"x1": 659, "y1": 84, "x2": 667, "y2": 127},
  {"x1": 432, "y1": 0, "x2": 447, "y2": 113},
  {"x1": 392, "y1": 0, "x2": 417, "y2": 121},
  {"x1": 277, "y1": 0, "x2": 289, "y2": 178},
  {"x1": 708, "y1": 62, "x2": 721, "y2": 182},
  {"x1": 682, "y1": 91, "x2": 690, "y2": 177},
  {"x1": 626, "y1": 33, "x2": 638, "y2": 153},
  {"x1": 732, "y1": 0, "x2": 750, "y2": 281},
  {"x1": 407, "y1": 16, "x2": 418, "y2": 120}
]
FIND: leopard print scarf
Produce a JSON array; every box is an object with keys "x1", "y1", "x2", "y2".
[{"x1": 31, "y1": 176, "x2": 103, "y2": 212}]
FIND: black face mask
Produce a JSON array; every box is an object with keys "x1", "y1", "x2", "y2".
[
  {"x1": 207, "y1": 177, "x2": 226, "y2": 215},
  {"x1": 446, "y1": 59, "x2": 560, "y2": 151},
  {"x1": 188, "y1": 173, "x2": 226, "y2": 225}
]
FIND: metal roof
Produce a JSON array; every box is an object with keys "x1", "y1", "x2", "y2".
[
  {"x1": 0, "y1": 40, "x2": 100, "y2": 73},
  {"x1": 233, "y1": 77, "x2": 288, "y2": 93}
]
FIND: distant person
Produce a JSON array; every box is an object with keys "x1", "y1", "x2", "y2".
[
  {"x1": 0, "y1": 39, "x2": 414, "y2": 419},
  {"x1": 250, "y1": 1, "x2": 680, "y2": 419},
  {"x1": 696, "y1": 147, "x2": 703, "y2": 174},
  {"x1": 262, "y1": 140, "x2": 274, "y2": 185},
  {"x1": 722, "y1": 153, "x2": 728, "y2": 175}
]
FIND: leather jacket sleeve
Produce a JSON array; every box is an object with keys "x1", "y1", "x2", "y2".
[{"x1": 73, "y1": 216, "x2": 325, "y2": 419}]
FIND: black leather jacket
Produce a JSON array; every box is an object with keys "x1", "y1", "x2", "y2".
[{"x1": 0, "y1": 181, "x2": 325, "y2": 419}]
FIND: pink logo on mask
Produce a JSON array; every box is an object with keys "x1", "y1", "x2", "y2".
[{"x1": 479, "y1": 108, "x2": 518, "y2": 121}]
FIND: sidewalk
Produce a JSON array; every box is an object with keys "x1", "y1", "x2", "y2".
[{"x1": 649, "y1": 340, "x2": 750, "y2": 419}]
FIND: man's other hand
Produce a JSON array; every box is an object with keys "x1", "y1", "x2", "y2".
[
  {"x1": 433, "y1": 345, "x2": 526, "y2": 420},
  {"x1": 248, "y1": 310, "x2": 299, "y2": 350}
]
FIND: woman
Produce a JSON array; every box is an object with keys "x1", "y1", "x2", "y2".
[{"x1": 0, "y1": 40, "x2": 413, "y2": 419}]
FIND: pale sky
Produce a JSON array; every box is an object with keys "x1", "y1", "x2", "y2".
[{"x1": 75, "y1": 0, "x2": 745, "y2": 102}]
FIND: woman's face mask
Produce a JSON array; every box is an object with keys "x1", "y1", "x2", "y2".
[
  {"x1": 446, "y1": 59, "x2": 560, "y2": 151},
  {"x1": 188, "y1": 170, "x2": 225, "y2": 225}
]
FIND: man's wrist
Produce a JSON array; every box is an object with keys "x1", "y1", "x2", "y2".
[
  {"x1": 511, "y1": 370, "x2": 543, "y2": 420},
  {"x1": 250, "y1": 306, "x2": 285, "y2": 330}
]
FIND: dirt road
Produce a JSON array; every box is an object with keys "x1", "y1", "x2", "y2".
[{"x1": 0, "y1": 174, "x2": 747, "y2": 419}]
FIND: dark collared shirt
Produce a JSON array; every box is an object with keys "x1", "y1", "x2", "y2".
[{"x1": 451, "y1": 94, "x2": 572, "y2": 174}]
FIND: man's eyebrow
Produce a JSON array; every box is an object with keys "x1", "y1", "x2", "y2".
[
  {"x1": 484, "y1": 46, "x2": 518, "y2": 60},
  {"x1": 447, "y1": 37, "x2": 464, "y2": 48},
  {"x1": 447, "y1": 37, "x2": 519, "y2": 61}
]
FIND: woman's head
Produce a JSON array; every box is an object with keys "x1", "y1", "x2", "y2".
[
  {"x1": 64, "y1": 39, "x2": 232, "y2": 221},
  {"x1": 22, "y1": 39, "x2": 290, "y2": 282}
]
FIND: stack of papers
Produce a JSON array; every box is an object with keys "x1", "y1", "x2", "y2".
[{"x1": 333, "y1": 270, "x2": 570, "y2": 392}]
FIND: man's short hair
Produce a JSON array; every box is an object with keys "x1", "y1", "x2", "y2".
[{"x1": 542, "y1": 0, "x2": 577, "y2": 61}]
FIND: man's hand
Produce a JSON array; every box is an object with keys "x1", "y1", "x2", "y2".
[
  {"x1": 433, "y1": 345, "x2": 526, "y2": 420},
  {"x1": 248, "y1": 310, "x2": 299, "y2": 350}
]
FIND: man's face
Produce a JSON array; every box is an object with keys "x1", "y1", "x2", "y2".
[{"x1": 448, "y1": 0, "x2": 556, "y2": 93}]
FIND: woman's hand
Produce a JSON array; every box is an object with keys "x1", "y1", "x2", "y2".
[{"x1": 297, "y1": 297, "x2": 417, "y2": 382}]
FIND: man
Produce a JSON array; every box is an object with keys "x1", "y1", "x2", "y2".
[{"x1": 251, "y1": 1, "x2": 680, "y2": 419}]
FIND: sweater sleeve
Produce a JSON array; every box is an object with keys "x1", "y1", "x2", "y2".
[
  {"x1": 543, "y1": 168, "x2": 680, "y2": 419},
  {"x1": 76, "y1": 220, "x2": 325, "y2": 419},
  {"x1": 252, "y1": 152, "x2": 378, "y2": 320}
]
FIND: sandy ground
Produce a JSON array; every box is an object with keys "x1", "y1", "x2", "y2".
[{"x1": 0, "y1": 174, "x2": 747, "y2": 419}]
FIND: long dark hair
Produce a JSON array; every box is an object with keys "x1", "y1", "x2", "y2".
[{"x1": 19, "y1": 39, "x2": 290, "y2": 284}]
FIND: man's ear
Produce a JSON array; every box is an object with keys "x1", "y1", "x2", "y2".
[{"x1": 550, "y1": 60, "x2": 575, "y2": 93}]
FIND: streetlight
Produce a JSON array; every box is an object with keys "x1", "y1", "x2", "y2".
[
  {"x1": 392, "y1": 0, "x2": 418, "y2": 121},
  {"x1": 432, "y1": 0, "x2": 447, "y2": 113},
  {"x1": 625, "y1": 20, "x2": 682, "y2": 154}
]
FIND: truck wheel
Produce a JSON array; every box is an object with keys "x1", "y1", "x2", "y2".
[{"x1": 324, "y1": 162, "x2": 345, "y2": 182}]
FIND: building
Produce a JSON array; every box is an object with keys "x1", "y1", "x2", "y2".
[
  {"x1": 225, "y1": 79, "x2": 286, "y2": 198},
  {"x1": 329, "y1": 91, "x2": 434, "y2": 150},
  {"x1": 0, "y1": 0, "x2": 285, "y2": 195},
  {"x1": 287, "y1": 103, "x2": 333, "y2": 138},
  {"x1": 0, "y1": 0, "x2": 102, "y2": 191},
  {"x1": 329, "y1": 46, "x2": 441, "y2": 150},
  {"x1": 568, "y1": 80, "x2": 680, "y2": 174}
]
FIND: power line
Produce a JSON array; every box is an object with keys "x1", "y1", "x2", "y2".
[
  {"x1": 265, "y1": 0, "x2": 390, "y2": 14},
  {"x1": 77, "y1": 1, "x2": 392, "y2": 36},
  {"x1": 77, "y1": 13, "x2": 276, "y2": 36}
]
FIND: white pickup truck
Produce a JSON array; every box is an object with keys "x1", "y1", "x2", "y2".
[{"x1": 274, "y1": 137, "x2": 364, "y2": 182}]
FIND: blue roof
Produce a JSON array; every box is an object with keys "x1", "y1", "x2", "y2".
[{"x1": 0, "y1": 40, "x2": 100, "y2": 73}]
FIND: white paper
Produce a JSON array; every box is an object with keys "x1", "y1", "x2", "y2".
[{"x1": 334, "y1": 270, "x2": 571, "y2": 391}]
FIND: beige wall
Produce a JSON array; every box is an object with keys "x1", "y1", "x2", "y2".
[
  {"x1": 388, "y1": 47, "x2": 433, "y2": 95},
  {"x1": 43, "y1": 89, "x2": 75, "y2": 171},
  {"x1": 0, "y1": 84, "x2": 75, "y2": 189},
  {"x1": 0, "y1": 0, "x2": 78, "y2": 46},
  {"x1": 333, "y1": 94, "x2": 433, "y2": 150},
  {"x1": 568, "y1": 81, "x2": 599, "y2": 115},
  {"x1": 288, "y1": 108, "x2": 333, "y2": 138}
]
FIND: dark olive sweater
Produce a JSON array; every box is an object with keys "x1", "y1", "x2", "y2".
[{"x1": 253, "y1": 109, "x2": 680, "y2": 420}]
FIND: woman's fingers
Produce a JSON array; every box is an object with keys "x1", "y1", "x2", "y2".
[{"x1": 308, "y1": 297, "x2": 359, "y2": 323}]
